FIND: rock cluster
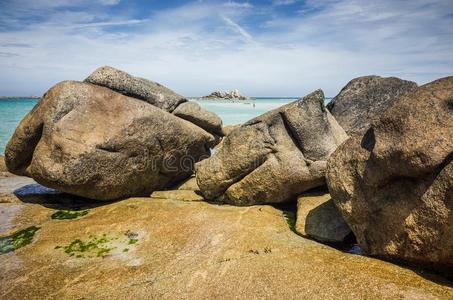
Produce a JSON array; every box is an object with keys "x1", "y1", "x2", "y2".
[
  {"x1": 202, "y1": 89, "x2": 248, "y2": 100},
  {"x1": 4, "y1": 67, "x2": 223, "y2": 200},
  {"x1": 3, "y1": 68, "x2": 453, "y2": 281},
  {"x1": 196, "y1": 90, "x2": 348, "y2": 205},
  {"x1": 327, "y1": 76, "x2": 453, "y2": 275}
]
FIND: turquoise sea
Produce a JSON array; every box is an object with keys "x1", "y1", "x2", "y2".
[{"x1": 0, "y1": 97, "x2": 323, "y2": 155}]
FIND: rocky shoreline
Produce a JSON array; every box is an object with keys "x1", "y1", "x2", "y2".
[{"x1": 1, "y1": 67, "x2": 452, "y2": 298}]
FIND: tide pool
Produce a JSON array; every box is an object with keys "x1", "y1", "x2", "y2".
[{"x1": 0, "y1": 97, "x2": 330, "y2": 155}]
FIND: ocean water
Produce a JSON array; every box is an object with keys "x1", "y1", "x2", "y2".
[
  {"x1": 193, "y1": 97, "x2": 296, "y2": 125},
  {"x1": 0, "y1": 97, "x2": 307, "y2": 155},
  {"x1": 0, "y1": 98, "x2": 38, "y2": 155}
]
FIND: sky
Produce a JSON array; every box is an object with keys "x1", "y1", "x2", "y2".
[{"x1": 0, "y1": 0, "x2": 452, "y2": 97}]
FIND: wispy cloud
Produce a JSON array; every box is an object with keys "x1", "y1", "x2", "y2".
[
  {"x1": 0, "y1": 0, "x2": 452, "y2": 97},
  {"x1": 223, "y1": 1, "x2": 253, "y2": 9},
  {"x1": 272, "y1": 0, "x2": 297, "y2": 5},
  {"x1": 222, "y1": 16, "x2": 254, "y2": 42}
]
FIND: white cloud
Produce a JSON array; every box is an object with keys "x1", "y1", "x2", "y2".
[
  {"x1": 272, "y1": 0, "x2": 296, "y2": 5},
  {"x1": 223, "y1": 1, "x2": 253, "y2": 9},
  {"x1": 0, "y1": 0, "x2": 452, "y2": 97}
]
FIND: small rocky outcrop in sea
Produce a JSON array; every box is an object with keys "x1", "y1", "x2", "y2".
[
  {"x1": 4, "y1": 67, "x2": 224, "y2": 200},
  {"x1": 202, "y1": 89, "x2": 249, "y2": 100},
  {"x1": 327, "y1": 75, "x2": 417, "y2": 135},
  {"x1": 195, "y1": 90, "x2": 348, "y2": 206},
  {"x1": 327, "y1": 76, "x2": 453, "y2": 275}
]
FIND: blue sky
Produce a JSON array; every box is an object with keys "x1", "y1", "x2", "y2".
[{"x1": 0, "y1": 0, "x2": 452, "y2": 97}]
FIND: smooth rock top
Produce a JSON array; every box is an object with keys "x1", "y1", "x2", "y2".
[
  {"x1": 327, "y1": 75, "x2": 417, "y2": 135},
  {"x1": 85, "y1": 66, "x2": 186, "y2": 112},
  {"x1": 202, "y1": 89, "x2": 248, "y2": 100},
  {"x1": 172, "y1": 101, "x2": 223, "y2": 136},
  {"x1": 5, "y1": 81, "x2": 214, "y2": 200},
  {"x1": 85, "y1": 66, "x2": 223, "y2": 136},
  {"x1": 327, "y1": 76, "x2": 453, "y2": 275},
  {"x1": 196, "y1": 90, "x2": 348, "y2": 206}
]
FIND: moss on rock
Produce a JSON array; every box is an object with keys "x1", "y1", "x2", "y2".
[
  {"x1": 51, "y1": 210, "x2": 89, "y2": 220},
  {"x1": 0, "y1": 226, "x2": 40, "y2": 254}
]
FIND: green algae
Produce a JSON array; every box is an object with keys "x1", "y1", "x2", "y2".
[
  {"x1": 0, "y1": 226, "x2": 40, "y2": 254},
  {"x1": 56, "y1": 234, "x2": 114, "y2": 258},
  {"x1": 283, "y1": 211, "x2": 297, "y2": 234},
  {"x1": 128, "y1": 238, "x2": 138, "y2": 245},
  {"x1": 55, "y1": 231, "x2": 140, "y2": 258},
  {"x1": 51, "y1": 210, "x2": 89, "y2": 220}
]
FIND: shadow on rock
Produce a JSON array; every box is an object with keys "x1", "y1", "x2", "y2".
[{"x1": 13, "y1": 184, "x2": 118, "y2": 210}]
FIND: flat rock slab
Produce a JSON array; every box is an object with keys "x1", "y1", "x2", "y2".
[
  {"x1": 0, "y1": 175, "x2": 35, "y2": 194},
  {"x1": 0, "y1": 193, "x2": 452, "y2": 299},
  {"x1": 150, "y1": 190, "x2": 204, "y2": 202}
]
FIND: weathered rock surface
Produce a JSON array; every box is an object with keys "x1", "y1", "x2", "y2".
[
  {"x1": 327, "y1": 75, "x2": 417, "y2": 135},
  {"x1": 5, "y1": 81, "x2": 214, "y2": 200},
  {"x1": 222, "y1": 124, "x2": 241, "y2": 136},
  {"x1": 85, "y1": 66, "x2": 186, "y2": 112},
  {"x1": 85, "y1": 66, "x2": 223, "y2": 136},
  {"x1": 150, "y1": 190, "x2": 204, "y2": 202},
  {"x1": 296, "y1": 192, "x2": 351, "y2": 243},
  {"x1": 202, "y1": 89, "x2": 248, "y2": 100},
  {"x1": 0, "y1": 180, "x2": 452, "y2": 299},
  {"x1": 196, "y1": 90, "x2": 348, "y2": 205},
  {"x1": 173, "y1": 101, "x2": 223, "y2": 136},
  {"x1": 0, "y1": 156, "x2": 6, "y2": 173},
  {"x1": 327, "y1": 76, "x2": 453, "y2": 275},
  {"x1": 173, "y1": 176, "x2": 199, "y2": 191}
]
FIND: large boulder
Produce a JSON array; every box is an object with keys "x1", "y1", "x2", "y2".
[
  {"x1": 196, "y1": 90, "x2": 348, "y2": 206},
  {"x1": 5, "y1": 81, "x2": 214, "y2": 200},
  {"x1": 295, "y1": 192, "x2": 351, "y2": 243},
  {"x1": 85, "y1": 66, "x2": 223, "y2": 136},
  {"x1": 327, "y1": 75, "x2": 417, "y2": 135},
  {"x1": 327, "y1": 76, "x2": 453, "y2": 274}
]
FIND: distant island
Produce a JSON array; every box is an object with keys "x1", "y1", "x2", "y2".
[{"x1": 202, "y1": 89, "x2": 249, "y2": 100}]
